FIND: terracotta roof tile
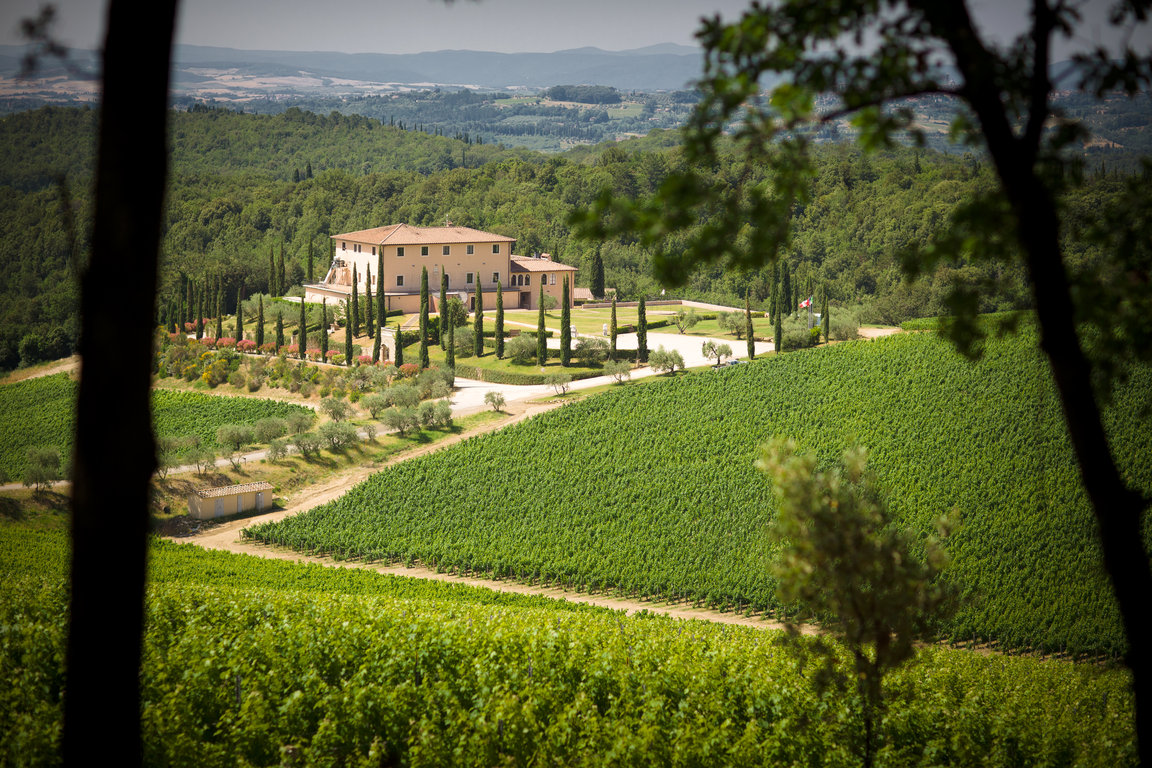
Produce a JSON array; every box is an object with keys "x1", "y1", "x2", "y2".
[
  {"x1": 332, "y1": 224, "x2": 515, "y2": 246},
  {"x1": 510, "y1": 256, "x2": 577, "y2": 273},
  {"x1": 193, "y1": 481, "x2": 275, "y2": 499}
]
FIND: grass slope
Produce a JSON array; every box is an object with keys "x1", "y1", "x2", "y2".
[
  {"x1": 0, "y1": 373, "x2": 313, "y2": 479},
  {"x1": 249, "y1": 328, "x2": 1152, "y2": 656}
]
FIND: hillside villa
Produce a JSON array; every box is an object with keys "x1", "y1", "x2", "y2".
[{"x1": 303, "y1": 224, "x2": 578, "y2": 315}]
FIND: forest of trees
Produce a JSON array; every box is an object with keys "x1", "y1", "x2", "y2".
[{"x1": 0, "y1": 102, "x2": 1136, "y2": 370}]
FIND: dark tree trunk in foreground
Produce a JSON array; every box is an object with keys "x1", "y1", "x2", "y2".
[
  {"x1": 64, "y1": 0, "x2": 178, "y2": 765},
  {"x1": 917, "y1": 4, "x2": 1152, "y2": 760}
]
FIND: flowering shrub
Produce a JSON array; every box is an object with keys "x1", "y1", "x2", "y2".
[
  {"x1": 237, "y1": 339, "x2": 257, "y2": 353},
  {"x1": 183, "y1": 322, "x2": 195, "y2": 333},
  {"x1": 357, "y1": 355, "x2": 373, "y2": 366},
  {"x1": 307, "y1": 348, "x2": 322, "y2": 361},
  {"x1": 259, "y1": 343, "x2": 278, "y2": 355},
  {"x1": 216, "y1": 337, "x2": 236, "y2": 350},
  {"x1": 325, "y1": 350, "x2": 340, "y2": 362},
  {"x1": 399, "y1": 363, "x2": 420, "y2": 379},
  {"x1": 280, "y1": 344, "x2": 299, "y2": 356},
  {"x1": 167, "y1": 333, "x2": 181, "y2": 342},
  {"x1": 199, "y1": 337, "x2": 216, "y2": 348}
]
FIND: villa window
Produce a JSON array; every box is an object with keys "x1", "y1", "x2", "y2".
[
  {"x1": 372, "y1": 247, "x2": 376, "y2": 256},
  {"x1": 396, "y1": 275, "x2": 404, "y2": 287},
  {"x1": 397, "y1": 247, "x2": 405, "y2": 257},
  {"x1": 492, "y1": 244, "x2": 500, "y2": 254},
  {"x1": 421, "y1": 246, "x2": 429, "y2": 256},
  {"x1": 492, "y1": 272, "x2": 499, "y2": 284},
  {"x1": 341, "y1": 242, "x2": 346, "y2": 250},
  {"x1": 442, "y1": 245, "x2": 450, "y2": 256},
  {"x1": 466, "y1": 272, "x2": 474, "y2": 284},
  {"x1": 466, "y1": 245, "x2": 474, "y2": 255},
  {"x1": 524, "y1": 275, "x2": 530, "y2": 286},
  {"x1": 550, "y1": 273, "x2": 556, "y2": 285}
]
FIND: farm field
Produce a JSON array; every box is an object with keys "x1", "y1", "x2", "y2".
[
  {"x1": 0, "y1": 526, "x2": 1137, "y2": 766},
  {"x1": 0, "y1": 373, "x2": 314, "y2": 480},
  {"x1": 247, "y1": 327, "x2": 1152, "y2": 657}
]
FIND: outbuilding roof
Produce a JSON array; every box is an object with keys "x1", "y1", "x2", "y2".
[
  {"x1": 510, "y1": 255, "x2": 578, "y2": 273},
  {"x1": 332, "y1": 224, "x2": 516, "y2": 246},
  {"x1": 193, "y1": 481, "x2": 275, "y2": 499}
]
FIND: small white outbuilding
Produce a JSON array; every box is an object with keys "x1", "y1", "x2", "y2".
[{"x1": 187, "y1": 481, "x2": 274, "y2": 520}]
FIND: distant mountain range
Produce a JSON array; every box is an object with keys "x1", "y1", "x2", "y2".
[{"x1": 0, "y1": 43, "x2": 706, "y2": 97}]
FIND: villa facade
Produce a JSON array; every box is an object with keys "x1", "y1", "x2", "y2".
[{"x1": 303, "y1": 224, "x2": 578, "y2": 315}]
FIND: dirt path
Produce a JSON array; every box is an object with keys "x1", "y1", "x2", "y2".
[
  {"x1": 0, "y1": 356, "x2": 81, "y2": 385},
  {"x1": 180, "y1": 394, "x2": 802, "y2": 635}
]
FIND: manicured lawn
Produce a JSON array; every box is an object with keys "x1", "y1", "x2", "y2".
[
  {"x1": 503, "y1": 307, "x2": 677, "y2": 336},
  {"x1": 419, "y1": 342, "x2": 608, "y2": 379}
]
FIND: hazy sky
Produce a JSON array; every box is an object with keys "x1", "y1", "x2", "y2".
[{"x1": 2, "y1": 0, "x2": 1147, "y2": 57}]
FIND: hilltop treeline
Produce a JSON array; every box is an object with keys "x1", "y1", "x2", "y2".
[{"x1": 0, "y1": 104, "x2": 1129, "y2": 369}]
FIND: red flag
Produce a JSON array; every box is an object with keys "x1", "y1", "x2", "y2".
[{"x1": 799, "y1": 297, "x2": 812, "y2": 309}]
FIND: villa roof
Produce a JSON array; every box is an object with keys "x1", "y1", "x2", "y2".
[
  {"x1": 510, "y1": 255, "x2": 578, "y2": 273},
  {"x1": 332, "y1": 224, "x2": 516, "y2": 246}
]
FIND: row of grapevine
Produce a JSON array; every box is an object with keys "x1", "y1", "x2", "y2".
[
  {"x1": 0, "y1": 528, "x2": 1137, "y2": 766},
  {"x1": 0, "y1": 373, "x2": 314, "y2": 478},
  {"x1": 246, "y1": 328, "x2": 1152, "y2": 656}
]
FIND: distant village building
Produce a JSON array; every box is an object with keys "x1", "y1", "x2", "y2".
[
  {"x1": 304, "y1": 224, "x2": 577, "y2": 314},
  {"x1": 187, "y1": 481, "x2": 274, "y2": 520}
]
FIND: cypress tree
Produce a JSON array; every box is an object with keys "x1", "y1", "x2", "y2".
[
  {"x1": 610, "y1": 295, "x2": 617, "y2": 361},
  {"x1": 195, "y1": 286, "x2": 203, "y2": 340},
  {"x1": 821, "y1": 293, "x2": 830, "y2": 344},
  {"x1": 351, "y1": 266, "x2": 360, "y2": 337},
  {"x1": 214, "y1": 281, "x2": 223, "y2": 340},
  {"x1": 275, "y1": 312, "x2": 284, "y2": 351},
  {"x1": 365, "y1": 264, "x2": 374, "y2": 343},
  {"x1": 307, "y1": 240, "x2": 314, "y2": 283},
  {"x1": 774, "y1": 283, "x2": 784, "y2": 352},
  {"x1": 394, "y1": 322, "x2": 404, "y2": 367},
  {"x1": 236, "y1": 284, "x2": 245, "y2": 341},
  {"x1": 746, "y1": 294, "x2": 755, "y2": 360},
  {"x1": 473, "y1": 279, "x2": 484, "y2": 358},
  {"x1": 769, "y1": 262, "x2": 779, "y2": 322},
  {"x1": 376, "y1": 253, "x2": 386, "y2": 361},
  {"x1": 185, "y1": 276, "x2": 192, "y2": 324},
  {"x1": 446, "y1": 320, "x2": 455, "y2": 368},
  {"x1": 637, "y1": 295, "x2": 648, "y2": 363},
  {"x1": 419, "y1": 267, "x2": 430, "y2": 369},
  {"x1": 320, "y1": 299, "x2": 329, "y2": 358},
  {"x1": 537, "y1": 284, "x2": 547, "y2": 365},
  {"x1": 298, "y1": 296, "x2": 306, "y2": 360},
  {"x1": 781, "y1": 261, "x2": 792, "y2": 318},
  {"x1": 590, "y1": 249, "x2": 605, "y2": 299},
  {"x1": 439, "y1": 266, "x2": 448, "y2": 349},
  {"x1": 278, "y1": 243, "x2": 286, "y2": 296},
  {"x1": 306, "y1": 161, "x2": 313, "y2": 179},
  {"x1": 495, "y1": 280, "x2": 505, "y2": 359},
  {"x1": 256, "y1": 296, "x2": 265, "y2": 347},
  {"x1": 560, "y1": 276, "x2": 571, "y2": 366},
  {"x1": 268, "y1": 247, "x2": 276, "y2": 296},
  {"x1": 345, "y1": 303, "x2": 353, "y2": 365}
]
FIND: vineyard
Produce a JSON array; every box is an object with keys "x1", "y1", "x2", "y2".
[
  {"x1": 246, "y1": 328, "x2": 1152, "y2": 657},
  {"x1": 0, "y1": 373, "x2": 314, "y2": 479},
  {"x1": 0, "y1": 528, "x2": 1137, "y2": 766}
]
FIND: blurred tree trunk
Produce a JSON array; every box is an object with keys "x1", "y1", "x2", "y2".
[{"x1": 64, "y1": 1, "x2": 178, "y2": 764}]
